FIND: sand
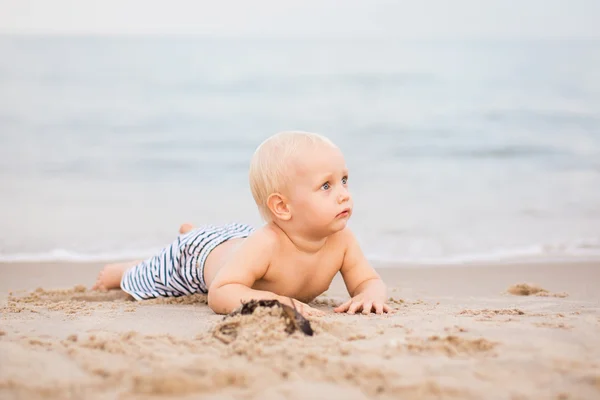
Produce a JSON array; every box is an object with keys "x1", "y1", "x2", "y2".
[{"x1": 1, "y1": 261, "x2": 599, "y2": 399}]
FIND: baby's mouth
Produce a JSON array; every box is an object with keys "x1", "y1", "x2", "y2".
[{"x1": 336, "y1": 208, "x2": 351, "y2": 218}]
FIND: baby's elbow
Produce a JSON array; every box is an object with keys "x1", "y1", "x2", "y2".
[
  {"x1": 207, "y1": 287, "x2": 229, "y2": 315},
  {"x1": 207, "y1": 289, "x2": 220, "y2": 314}
]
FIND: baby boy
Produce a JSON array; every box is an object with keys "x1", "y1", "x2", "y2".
[{"x1": 93, "y1": 131, "x2": 391, "y2": 316}]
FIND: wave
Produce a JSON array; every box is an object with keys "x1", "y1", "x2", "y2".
[
  {"x1": 368, "y1": 239, "x2": 600, "y2": 266},
  {"x1": 1, "y1": 239, "x2": 600, "y2": 265},
  {"x1": 0, "y1": 248, "x2": 161, "y2": 263}
]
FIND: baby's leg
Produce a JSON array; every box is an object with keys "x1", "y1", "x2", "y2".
[
  {"x1": 92, "y1": 223, "x2": 194, "y2": 293},
  {"x1": 92, "y1": 260, "x2": 144, "y2": 291}
]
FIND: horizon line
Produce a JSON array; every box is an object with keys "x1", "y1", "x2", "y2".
[{"x1": 1, "y1": 31, "x2": 599, "y2": 41}]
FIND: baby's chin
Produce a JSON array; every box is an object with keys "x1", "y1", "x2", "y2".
[
  {"x1": 328, "y1": 217, "x2": 350, "y2": 233},
  {"x1": 303, "y1": 214, "x2": 351, "y2": 235}
]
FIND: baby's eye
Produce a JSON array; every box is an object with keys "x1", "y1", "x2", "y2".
[
  {"x1": 341, "y1": 176, "x2": 348, "y2": 184},
  {"x1": 321, "y1": 182, "x2": 330, "y2": 190}
]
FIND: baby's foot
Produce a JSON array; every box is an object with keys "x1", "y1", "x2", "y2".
[
  {"x1": 179, "y1": 223, "x2": 194, "y2": 234},
  {"x1": 92, "y1": 261, "x2": 137, "y2": 291}
]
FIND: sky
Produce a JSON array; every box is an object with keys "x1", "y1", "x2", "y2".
[{"x1": 0, "y1": 0, "x2": 599, "y2": 39}]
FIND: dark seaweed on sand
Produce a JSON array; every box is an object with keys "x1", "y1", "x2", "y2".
[{"x1": 214, "y1": 299, "x2": 314, "y2": 344}]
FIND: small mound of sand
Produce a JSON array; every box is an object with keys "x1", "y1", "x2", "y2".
[
  {"x1": 1, "y1": 286, "x2": 135, "y2": 317},
  {"x1": 388, "y1": 297, "x2": 405, "y2": 305},
  {"x1": 533, "y1": 322, "x2": 573, "y2": 330},
  {"x1": 444, "y1": 325, "x2": 468, "y2": 333},
  {"x1": 142, "y1": 293, "x2": 207, "y2": 305},
  {"x1": 507, "y1": 283, "x2": 568, "y2": 298},
  {"x1": 459, "y1": 308, "x2": 525, "y2": 317},
  {"x1": 131, "y1": 369, "x2": 249, "y2": 396},
  {"x1": 405, "y1": 335, "x2": 497, "y2": 357},
  {"x1": 307, "y1": 319, "x2": 354, "y2": 341},
  {"x1": 213, "y1": 306, "x2": 308, "y2": 345},
  {"x1": 535, "y1": 291, "x2": 569, "y2": 298},
  {"x1": 6, "y1": 286, "x2": 131, "y2": 305},
  {"x1": 76, "y1": 334, "x2": 132, "y2": 355},
  {"x1": 507, "y1": 283, "x2": 547, "y2": 295},
  {"x1": 132, "y1": 373, "x2": 206, "y2": 395},
  {"x1": 1, "y1": 302, "x2": 27, "y2": 314},
  {"x1": 309, "y1": 297, "x2": 340, "y2": 307}
]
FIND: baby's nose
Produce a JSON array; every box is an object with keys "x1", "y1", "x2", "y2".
[{"x1": 338, "y1": 188, "x2": 350, "y2": 203}]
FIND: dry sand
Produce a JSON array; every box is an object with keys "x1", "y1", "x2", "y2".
[{"x1": 1, "y1": 261, "x2": 599, "y2": 399}]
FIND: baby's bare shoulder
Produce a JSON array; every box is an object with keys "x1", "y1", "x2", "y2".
[
  {"x1": 330, "y1": 227, "x2": 356, "y2": 247},
  {"x1": 247, "y1": 224, "x2": 281, "y2": 249}
]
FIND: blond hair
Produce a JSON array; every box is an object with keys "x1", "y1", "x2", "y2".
[{"x1": 249, "y1": 131, "x2": 336, "y2": 221}]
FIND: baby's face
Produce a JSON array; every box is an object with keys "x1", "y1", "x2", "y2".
[{"x1": 286, "y1": 144, "x2": 353, "y2": 236}]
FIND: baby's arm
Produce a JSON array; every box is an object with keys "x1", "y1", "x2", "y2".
[
  {"x1": 334, "y1": 229, "x2": 391, "y2": 315},
  {"x1": 207, "y1": 229, "x2": 322, "y2": 316}
]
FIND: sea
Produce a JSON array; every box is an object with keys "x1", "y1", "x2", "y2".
[{"x1": 1, "y1": 36, "x2": 599, "y2": 265}]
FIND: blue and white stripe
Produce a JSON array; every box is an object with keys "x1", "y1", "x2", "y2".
[{"x1": 120, "y1": 223, "x2": 254, "y2": 300}]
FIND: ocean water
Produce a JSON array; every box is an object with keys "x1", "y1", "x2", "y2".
[{"x1": 1, "y1": 36, "x2": 599, "y2": 265}]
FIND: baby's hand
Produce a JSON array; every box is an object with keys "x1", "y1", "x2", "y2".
[
  {"x1": 334, "y1": 293, "x2": 392, "y2": 315},
  {"x1": 281, "y1": 297, "x2": 325, "y2": 318}
]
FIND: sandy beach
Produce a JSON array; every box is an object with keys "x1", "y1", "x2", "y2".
[{"x1": 1, "y1": 261, "x2": 599, "y2": 399}]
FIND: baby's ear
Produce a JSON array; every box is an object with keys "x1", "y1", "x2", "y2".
[{"x1": 267, "y1": 193, "x2": 291, "y2": 221}]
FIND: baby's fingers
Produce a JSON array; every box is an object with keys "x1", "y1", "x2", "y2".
[
  {"x1": 361, "y1": 301, "x2": 374, "y2": 315},
  {"x1": 293, "y1": 302, "x2": 307, "y2": 317},
  {"x1": 292, "y1": 299, "x2": 325, "y2": 317},
  {"x1": 383, "y1": 304, "x2": 394, "y2": 313},
  {"x1": 334, "y1": 299, "x2": 352, "y2": 313},
  {"x1": 347, "y1": 301, "x2": 363, "y2": 315},
  {"x1": 374, "y1": 302, "x2": 384, "y2": 314},
  {"x1": 291, "y1": 300, "x2": 310, "y2": 318}
]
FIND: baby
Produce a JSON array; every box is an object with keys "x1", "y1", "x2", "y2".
[{"x1": 93, "y1": 131, "x2": 390, "y2": 316}]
